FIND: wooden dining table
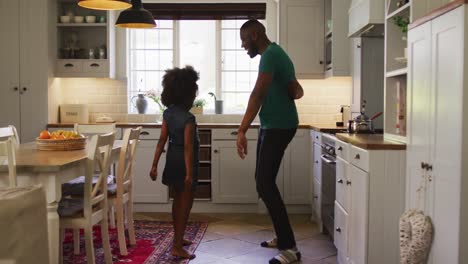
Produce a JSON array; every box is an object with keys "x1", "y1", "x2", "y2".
[{"x1": 0, "y1": 141, "x2": 122, "y2": 264}]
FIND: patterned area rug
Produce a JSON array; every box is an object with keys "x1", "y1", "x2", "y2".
[{"x1": 62, "y1": 220, "x2": 208, "y2": 264}]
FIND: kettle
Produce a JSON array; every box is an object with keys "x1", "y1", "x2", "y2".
[{"x1": 347, "y1": 100, "x2": 382, "y2": 133}]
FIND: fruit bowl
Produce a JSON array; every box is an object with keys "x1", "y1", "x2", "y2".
[{"x1": 36, "y1": 137, "x2": 87, "y2": 151}]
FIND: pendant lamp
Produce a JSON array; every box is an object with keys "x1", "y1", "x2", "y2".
[
  {"x1": 115, "y1": 0, "x2": 156, "y2": 28},
  {"x1": 78, "y1": 0, "x2": 131, "y2": 11}
]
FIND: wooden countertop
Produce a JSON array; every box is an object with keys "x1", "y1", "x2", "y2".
[
  {"x1": 48, "y1": 123, "x2": 320, "y2": 129},
  {"x1": 410, "y1": 0, "x2": 468, "y2": 29},
  {"x1": 335, "y1": 133, "x2": 406, "y2": 150}
]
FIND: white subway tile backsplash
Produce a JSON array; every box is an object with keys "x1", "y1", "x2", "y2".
[{"x1": 52, "y1": 77, "x2": 352, "y2": 124}]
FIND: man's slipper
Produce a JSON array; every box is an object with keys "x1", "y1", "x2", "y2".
[{"x1": 261, "y1": 238, "x2": 278, "y2": 248}]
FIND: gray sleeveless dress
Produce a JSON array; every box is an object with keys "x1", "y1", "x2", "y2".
[{"x1": 162, "y1": 105, "x2": 199, "y2": 192}]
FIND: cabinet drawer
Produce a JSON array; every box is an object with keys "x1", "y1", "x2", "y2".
[
  {"x1": 56, "y1": 60, "x2": 83, "y2": 73},
  {"x1": 212, "y1": 129, "x2": 258, "y2": 140},
  {"x1": 349, "y1": 145, "x2": 369, "y2": 172},
  {"x1": 138, "y1": 128, "x2": 161, "y2": 140},
  {"x1": 334, "y1": 201, "x2": 348, "y2": 259},
  {"x1": 312, "y1": 131, "x2": 322, "y2": 145},
  {"x1": 83, "y1": 60, "x2": 108, "y2": 73},
  {"x1": 335, "y1": 139, "x2": 349, "y2": 161},
  {"x1": 336, "y1": 157, "x2": 350, "y2": 212}
]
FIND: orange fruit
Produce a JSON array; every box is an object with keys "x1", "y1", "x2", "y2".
[{"x1": 39, "y1": 130, "x2": 51, "y2": 139}]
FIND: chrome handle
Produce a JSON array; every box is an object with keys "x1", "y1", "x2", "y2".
[
  {"x1": 64, "y1": 63, "x2": 74, "y2": 67},
  {"x1": 427, "y1": 164, "x2": 433, "y2": 171},
  {"x1": 321, "y1": 154, "x2": 336, "y2": 164},
  {"x1": 214, "y1": 149, "x2": 219, "y2": 153},
  {"x1": 337, "y1": 179, "x2": 343, "y2": 184},
  {"x1": 354, "y1": 154, "x2": 360, "y2": 160},
  {"x1": 230, "y1": 131, "x2": 238, "y2": 136},
  {"x1": 22, "y1": 87, "x2": 27, "y2": 91},
  {"x1": 346, "y1": 180, "x2": 352, "y2": 185},
  {"x1": 335, "y1": 227, "x2": 341, "y2": 233},
  {"x1": 421, "y1": 162, "x2": 427, "y2": 169},
  {"x1": 315, "y1": 160, "x2": 319, "y2": 164},
  {"x1": 337, "y1": 146, "x2": 343, "y2": 151},
  {"x1": 313, "y1": 195, "x2": 318, "y2": 199}
]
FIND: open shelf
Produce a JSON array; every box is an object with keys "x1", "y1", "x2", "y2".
[
  {"x1": 57, "y1": 23, "x2": 106, "y2": 27},
  {"x1": 386, "y1": 2, "x2": 410, "y2": 19},
  {"x1": 386, "y1": 68, "x2": 407, "y2": 77}
]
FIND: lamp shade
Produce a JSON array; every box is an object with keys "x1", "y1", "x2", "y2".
[
  {"x1": 115, "y1": 0, "x2": 156, "y2": 28},
  {"x1": 78, "y1": 0, "x2": 131, "y2": 11}
]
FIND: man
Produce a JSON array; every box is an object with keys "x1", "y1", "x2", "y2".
[{"x1": 236, "y1": 19, "x2": 303, "y2": 264}]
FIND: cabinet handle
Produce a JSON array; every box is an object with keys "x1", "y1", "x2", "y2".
[
  {"x1": 214, "y1": 149, "x2": 219, "y2": 153},
  {"x1": 354, "y1": 154, "x2": 360, "y2": 160},
  {"x1": 140, "y1": 131, "x2": 150, "y2": 136},
  {"x1": 337, "y1": 179, "x2": 343, "y2": 184},
  {"x1": 357, "y1": 45, "x2": 361, "y2": 48},
  {"x1": 162, "y1": 149, "x2": 166, "y2": 153},
  {"x1": 22, "y1": 87, "x2": 27, "y2": 92},
  {"x1": 315, "y1": 160, "x2": 319, "y2": 164},
  {"x1": 13, "y1": 87, "x2": 18, "y2": 91},
  {"x1": 230, "y1": 131, "x2": 238, "y2": 136},
  {"x1": 315, "y1": 136, "x2": 319, "y2": 139},
  {"x1": 335, "y1": 227, "x2": 341, "y2": 233},
  {"x1": 90, "y1": 63, "x2": 100, "y2": 67},
  {"x1": 346, "y1": 180, "x2": 352, "y2": 185},
  {"x1": 313, "y1": 195, "x2": 318, "y2": 199},
  {"x1": 319, "y1": 60, "x2": 323, "y2": 65},
  {"x1": 64, "y1": 63, "x2": 74, "y2": 67},
  {"x1": 337, "y1": 146, "x2": 343, "y2": 151},
  {"x1": 421, "y1": 162, "x2": 427, "y2": 169},
  {"x1": 427, "y1": 164, "x2": 433, "y2": 171}
]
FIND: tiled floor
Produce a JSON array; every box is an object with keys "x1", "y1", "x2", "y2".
[{"x1": 134, "y1": 212, "x2": 337, "y2": 264}]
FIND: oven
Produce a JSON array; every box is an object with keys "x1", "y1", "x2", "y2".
[{"x1": 320, "y1": 134, "x2": 337, "y2": 239}]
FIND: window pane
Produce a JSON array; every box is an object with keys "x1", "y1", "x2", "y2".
[
  {"x1": 179, "y1": 20, "x2": 216, "y2": 109},
  {"x1": 221, "y1": 92, "x2": 250, "y2": 113},
  {"x1": 221, "y1": 20, "x2": 236, "y2": 29},
  {"x1": 222, "y1": 29, "x2": 239, "y2": 50},
  {"x1": 158, "y1": 30, "x2": 173, "y2": 49},
  {"x1": 157, "y1": 20, "x2": 173, "y2": 29}
]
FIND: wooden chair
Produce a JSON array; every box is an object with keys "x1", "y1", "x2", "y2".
[
  {"x1": 58, "y1": 132, "x2": 115, "y2": 264},
  {"x1": 0, "y1": 127, "x2": 17, "y2": 187},
  {"x1": 8, "y1": 125, "x2": 20, "y2": 146},
  {"x1": 108, "y1": 127, "x2": 141, "y2": 255}
]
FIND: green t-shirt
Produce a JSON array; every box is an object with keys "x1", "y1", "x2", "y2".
[{"x1": 258, "y1": 43, "x2": 299, "y2": 129}]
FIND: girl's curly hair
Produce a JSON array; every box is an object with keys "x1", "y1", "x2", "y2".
[{"x1": 161, "y1": 66, "x2": 199, "y2": 111}]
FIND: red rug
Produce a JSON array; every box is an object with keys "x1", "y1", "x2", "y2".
[{"x1": 62, "y1": 220, "x2": 208, "y2": 264}]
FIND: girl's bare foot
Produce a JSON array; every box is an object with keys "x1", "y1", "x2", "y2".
[{"x1": 171, "y1": 247, "x2": 196, "y2": 260}]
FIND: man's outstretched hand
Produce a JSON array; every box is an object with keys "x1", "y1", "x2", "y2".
[{"x1": 237, "y1": 131, "x2": 248, "y2": 159}]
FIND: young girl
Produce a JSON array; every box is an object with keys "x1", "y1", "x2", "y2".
[{"x1": 150, "y1": 66, "x2": 199, "y2": 260}]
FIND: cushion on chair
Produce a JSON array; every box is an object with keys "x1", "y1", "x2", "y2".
[
  {"x1": 58, "y1": 198, "x2": 84, "y2": 217},
  {"x1": 62, "y1": 175, "x2": 115, "y2": 196}
]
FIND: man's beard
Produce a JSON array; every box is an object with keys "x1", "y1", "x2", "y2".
[{"x1": 248, "y1": 45, "x2": 259, "y2": 58}]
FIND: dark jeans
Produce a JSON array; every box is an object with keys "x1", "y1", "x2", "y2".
[{"x1": 256, "y1": 128, "x2": 297, "y2": 250}]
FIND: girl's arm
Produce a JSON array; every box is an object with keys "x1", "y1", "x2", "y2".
[
  {"x1": 183, "y1": 122, "x2": 195, "y2": 190},
  {"x1": 150, "y1": 119, "x2": 168, "y2": 180}
]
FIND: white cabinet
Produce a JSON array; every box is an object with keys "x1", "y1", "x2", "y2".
[
  {"x1": 278, "y1": 0, "x2": 324, "y2": 79},
  {"x1": 324, "y1": 0, "x2": 351, "y2": 78},
  {"x1": 283, "y1": 129, "x2": 311, "y2": 204},
  {"x1": 406, "y1": 6, "x2": 468, "y2": 263},
  {"x1": 348, "y1": 0, "x2": 385, "y2": 37},
  {"x1": 0, "y1": 0, "x2": 50, "y2": 142},
  {"x1": 133, "y1": 128, "x2": 168, "y2": 203},
  {"x1": 211, "y1": 129, "x2": 258, "y2": 203},
  {"x1": 334, "y1": 141, "x2": 405, "y2": 264},
  {"x1": 311, "y1": 131, "x2": 322, "y2": 223}
]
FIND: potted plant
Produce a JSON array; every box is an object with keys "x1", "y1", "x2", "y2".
[{"x1": 190, "y1": 98, "x2": 206, "y2": 115}]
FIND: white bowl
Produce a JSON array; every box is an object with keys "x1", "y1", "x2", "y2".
[
  {"x1": 85, "y1": 16, "x2": 96, "y2": 23},
  {"x1": 74, "y1": 16, "x2": 84, "y2": 23},
  {"x1": 60, "y1": 16, "x2": 71, "y2": 23}
]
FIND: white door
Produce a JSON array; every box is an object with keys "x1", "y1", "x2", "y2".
[
  {"x1": 18, "y1": 0, "x2": 49, "y2": 142},
  {"x1": 406, "y1": 21, "x2": 432, "y2": 211},
  {"x1": 284, "y1": 129, "x2": 310, "y2": 204},
  {"x1": 427, "y1": 8, "x2": 464, "y2": 264},
  {"x1": 313, "y1": 143, "x2": 322, "y2": 183},
  {"x1": 335, "y1": 156, "x2": 350, "y2": 211},
  {"x1": 212, "y1": 140, "x2": 257, "y2": 203},
  {"x1": 133, "y1": 140, "x2": 168, "y2": 203},
  {"x1": 279, "y1": 0, "x2": 324, "y2": 78},
  {"x1": 348, "y1": 165, "x2": 368, "y2": 264},
  {"x1": 0, "y1": 1, "x2": 20, "y2": 131}
]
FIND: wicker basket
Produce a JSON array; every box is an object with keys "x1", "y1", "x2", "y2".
[{"x1": 35, "y1": 137, "x2": 87, "y2": 151}]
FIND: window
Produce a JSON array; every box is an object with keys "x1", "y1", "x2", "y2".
[{"x1": 128, "y1": 19, "x2": 263, "y2": 114}]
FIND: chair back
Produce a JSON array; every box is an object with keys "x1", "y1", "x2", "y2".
[
  {"x1": 83, "y1": 132, "x2": 115, "y2": 218},
  {"x1": 0, "y1": 127, "x2": 17, "y2": 187},
  {"x1": 116, "y1": 127, "x2": 141, "y2": 200},
  {"x1": 8, "y1": 125, "x2": 20, "y2": 146},
  {"x1": 74, "y1": 123, "x2": 116, "y2": 136}
]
